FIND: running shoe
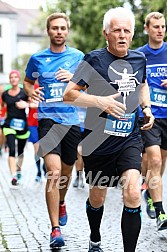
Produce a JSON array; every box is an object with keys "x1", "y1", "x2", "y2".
[
  {"x1": 141, "y1": 181, "x2": 148, "y2": 191},
  {"x1": 16, "y1": 171, "x2": 22, "y2": 180},
  {"x1": 73, "y1": 176, "x2": 85, "y2": 188},
  {"x1": 73, "y1": 177, "x2": 79, "y2": 187},
  {"x1": 143, "y1": 190, "x2": 156, "y2": 219},
  {"x1": 35, "y1": 170, "x2": 42, "y2": 182},
  {"x1": 157, "y1": 212, "x2": 167, "y2": 231},
  {"x1": 16, "y1": 171, "x2": 23, "y2": 185},
  {"x1": 88, "y1": 241, "x2": 104, "y2": 252},
  {"x1": 11, "y1": 177, "x2": 18, "y2": 186},
  {"x1": 35, "y1": 175, "x2": 41, "y2": 182},
  {"x1": 50, "y1": 227, "x2": 65, "y2": 248},
  {"x1": 80, "y1": 177, "x2": 85, "y2": 188},
  {"x1": 59, "y1": 203, "x2": 68, "y2": 226}
]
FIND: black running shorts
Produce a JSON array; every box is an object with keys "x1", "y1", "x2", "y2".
[
  {"x1": 140, "y1": 118, "x2": 167, "y2": 150},
  {"x1": 83, "y1": 140, "x2": 142, "y2": 187},
  {"x1": 38, "y1": 119, "x2": 81, "y2": 165}
]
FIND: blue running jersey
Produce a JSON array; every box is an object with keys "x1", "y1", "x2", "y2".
[
  {"x1": 25, "y1": 46, "x2": 84, "y2": 125},
  {"x1": 138, "y1": 42, "x2": 167, "y2": 118}
]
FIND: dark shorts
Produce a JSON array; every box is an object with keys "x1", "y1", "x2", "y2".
[
  {"x1": 38, "y1": 119, "x2": 81, "y2": 166},
  {"x1": 139, "y1": 118, "x2": 167, "y2": 150},
  {"x1": 83, "y1": 140, "x2": 142, "y2": 187}
]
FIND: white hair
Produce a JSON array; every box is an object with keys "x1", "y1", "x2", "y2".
[{"x1": 103, "y1": 7, "x2": 135, "y2": 36}]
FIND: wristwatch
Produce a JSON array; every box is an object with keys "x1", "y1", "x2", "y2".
[{"x1": 141, "y1": 105, "x2": 151, "y2": 111}]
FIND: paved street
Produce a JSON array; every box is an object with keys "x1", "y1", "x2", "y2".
[{"x1": 0, "y1": 142, "x2": 167, "y2": 252}]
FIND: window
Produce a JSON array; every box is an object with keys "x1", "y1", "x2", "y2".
[{"x1": 0, "y1": 55, "x2": 3, "y2": 73}]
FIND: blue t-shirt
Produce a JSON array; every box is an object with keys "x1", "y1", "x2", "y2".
[
  {"x1": 25, "y1": 45, "x2": 84, "y2": 125},
  {"x1": 72, "y1": 47, "x2": 146, "y2": 155},
  {"x1": 138, "y1": 42, "x2": 167, "y2": 118}
]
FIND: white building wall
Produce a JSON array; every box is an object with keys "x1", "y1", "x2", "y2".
[
  {"x1": 0, "y1": 14, "x2": 17, "y2": 83},
  {"x1": 17, "y1": 36, "x2": 42, "y2": 56}
]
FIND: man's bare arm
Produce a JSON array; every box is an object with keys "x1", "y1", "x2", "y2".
[
  {"x1": 63, "y1": 80, "x2": 126, "y2": 118},
  {"x1": 139, "y1": 81, "x2": 154, "y2": 130},
  {"x1": 23, "y1": 77, "x2": 44, "y2": 102}
]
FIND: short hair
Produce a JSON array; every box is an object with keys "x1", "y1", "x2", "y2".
[
  {"x1": 145, "y1": 12, "x2": 165, "y2": 27},
  {"x1": 103, "y1": 7, "x2": 135, "y2": 36},
  {"x1": 46, "y1": 12, "x2": 70, "y2": 31}
]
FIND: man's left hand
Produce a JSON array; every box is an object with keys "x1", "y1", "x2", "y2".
[
  {"x1": 140, "y1": 107, "x2": 154, "y2": 130},
  {"x1": 56, "y1": 68, "x2": 73, "y2": 82}
]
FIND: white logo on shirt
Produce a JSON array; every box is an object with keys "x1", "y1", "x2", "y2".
[
  {"x1": 64, "y1": 62, "x2": 71, "y2": 68},
  {"x1": 45, "y1": 58, "x2": 51, "y2": 62},
  {"x1": 109, "y1": 66, "x2": 139, "y2": 106}
]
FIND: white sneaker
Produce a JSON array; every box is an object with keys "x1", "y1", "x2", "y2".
[{"x1": 88, "y1": 241, "x2": 104, "y2": 252}]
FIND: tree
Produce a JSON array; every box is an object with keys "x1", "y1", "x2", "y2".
[
  {"x1": 12, "y1": 0, "x2": 167, "y2": 82},
  {"x1": 130, "y1": 0, "x2": 167, "y2": 48},
  {"x1": 40, "y1": 0, "x2": 124, "y2": 53},
  {"x1": 39, "y1": 0, "x2": 167, "y2": 51}
]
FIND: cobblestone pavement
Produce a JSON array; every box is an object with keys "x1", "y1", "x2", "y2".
[{"x1": 0, "y1": 142, "x2": 167, "y2": 252}]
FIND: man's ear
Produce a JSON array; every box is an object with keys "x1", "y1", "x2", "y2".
[
  {"x1": 144, "y1": 25, "x2": 149, "y2": 34},
  {"x1": 103, "y1": 29, "x2": 108, "y2": 41}
]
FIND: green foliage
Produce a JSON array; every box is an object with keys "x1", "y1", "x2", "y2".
[
  {"x1": 13, "y1": 0, "x2": 167, "y2": 77},
  {"x1": 9, "y1": 0, "x2": 167, "y2": 90},
  {"x1": 39, "y1": 0, "x2": 167, "y2": 52},
  {"x1": 60, "y1": 0, "x2": 127, "y2": 53},
  {"x1": 42, "y1": 0, "x2": 124, "y2": 53},
  {"x1": 130, "y1": 0, "x2": 167, "y2": 48}
]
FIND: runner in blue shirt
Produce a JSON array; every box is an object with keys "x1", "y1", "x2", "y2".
[
  {"x1": 138, "y1": 12, "x2": 167, "y2": 231},
  {"x1": 23, "y1": 12, "x2": 84, "y2": 249}
]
